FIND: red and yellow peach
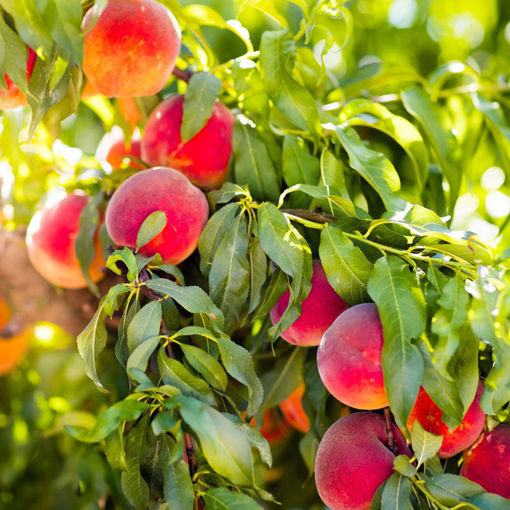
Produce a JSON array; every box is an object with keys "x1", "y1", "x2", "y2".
[{"x1": 0, "y1": 47, "x2": 36, "y2": 109}]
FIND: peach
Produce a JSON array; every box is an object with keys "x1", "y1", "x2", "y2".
[
  {"x1": 270, "y1": 260, "x2": 349, "y2": 347},
  {"x1": 105, "y1": 167, "x2": 209, "y2": 264},
  {"x1": 460, "y1": 424, "x2": 510, "y2": 498},
  {"x1": 279, "y1": 382, "x2": 310, "y2": 433},
  {"x1": 26, "y1": 192, "x2": 105, "y2": 289},
  {"x1": 96, "y1": 130, "x2": 144, "y2": 171},
  {"x1": 82, "y1": 0, "x2": 180, "y2": 97},
  {"x1": 315, "y1": 412, "x2": 412, "y2": 510},
  {"x1": 141, "y1": 95, "x2": 234, "y2": 190},
  {"x1": 0, "y1": 47, "x2": 36, "y2": 109},
  {"x1": 0, "y1": 326, "x2": 31, "y2": 375},
  {"x1": 0, "y1": 296, "x2": 11, "y2": 331},
  {"x1": 248, "y1": 410, "x2": 293, "y2": 445},
  {"x1": 408, "y1": 383, "x2": 486, "y2": 458},
  {"x1": 317, "y1": 303, "x2": 388, "y2": 409}
]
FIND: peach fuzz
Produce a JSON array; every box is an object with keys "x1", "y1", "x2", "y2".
[
  {"x1": 407, "y1": 383, "x2": 486, "y2": 458},
  {"x1": 105, "y1": 167, "x2": 209, "y2": 264},
  {"x1": 26, "y1": 192, "x2": 105, "y2": 289},
  {"x1": 96, "y1": 130, "x2": 144, "y2": 171},
  {"x1": 270, "y1": 260, "x2": 349, "y2": 347},
  {"x1": 460, "y1": 424, "x2": 510, "y2": 499},
  {"x1": 82, "y1": 0, "x2": 180, "y2": 97},
  {"x1": 141, "y1": 95, "x2": 234, "y2": 190},
  {"x1": 315, "y1": 412, "x2": 412, "y2": 510},
  {"x1": 0, "y1": 47, "x2": 36, "y2": 109},
  {"x1": 317, "y1": 303, "x2": 388, "y2": 409},
  {"x1": 279, "y1": 382, "x2": 310, "y2": 433}
]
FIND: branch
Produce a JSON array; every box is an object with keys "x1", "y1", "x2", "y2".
[
  {"x1": 184, "y1": 432, "x2": 199, "y2": 478},
  {"x1": 172, "y1": 67, "x2": 192, "y2": 83},
  {"x1": 280, "y1": 208, "x2": 337, "y2": 224},
  {"x1": 383, "y1": 407, "x2": 398, "y2": 455}
]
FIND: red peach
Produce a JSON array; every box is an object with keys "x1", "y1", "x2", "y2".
[
  {"x1": 82, "y1": 0, "x2": 180, "y2": 97},
  {"x1": 96, "y1": 130, "x2": 144, "y2": 171},
  {"x1": 315, "y1": 412, "x2": 412, "y2": 510},
  {"x1": 460, "y1": 424, "x2": 510, "y2": 499},
  {"x1": 105, "y1": 167, "x2": 209, "y2": 264},
  {"x1": 408, "y1": 383, "x2": 486, "y2": 458},
  {"x1": 141, "y1": 95, "x2": 234, "y2": 190},
  {"x1": 279, "y1": 382, "x2": 310, "y2": 434},
  {"x1": 249, "y1": 410, "x2": 293, "y2": 445},
  {"x1": 317, "y1": 303, "x2": 388, "y2": 409},
  {"x1": 270, "y1": 260, "x2": 349, "y2": 347},
  {"x1": 0, "y1": 47, "x2": 36, "y2": 109},
  {"x1": 26, "y1": 192, "x2": 105, "y2": 289}
]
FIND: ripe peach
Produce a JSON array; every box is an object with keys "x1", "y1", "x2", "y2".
[
  {"x1": 96, "y1": 130, "x2": 144, "y2": 171},
  {"x1": 105, "y1": 167, "x2": 209, "y2": 264},
  {"x1": 26, "y1": 192, "x2": 105, "y2": 289},
  {"x1": 317, "y1": 303, "x2": 388, "y2": 409},
  {"x1": 407, "y1": 383, "x2": 486, "y2": 458},
  {"x1": 0, "y1": 296, "x2": 11, "y2": 330},
  {"x1": 279, "y1": 382, "x2": 310, "y2": 433},
  {"x1": 249, "y1": 410, "x2": 292, "y2": 445},
  {"x1": 0, "y1": 47, "x2": 36, "y2": 109},
  {"x1": 270, "y1": 260, "x2": 349, "y2": 347},
  {"x1": 141, "y1": 95, "x2": 234, "y2": 190},
  {"x1": 315, "y1": 412, "x2": 412, "y2": 510},
  {"x1": 82, "y1": 0, "x2": 180, "y2": 97},
  {"x1": 460, "y1": 424, "x2": 510, "y2": 498}
]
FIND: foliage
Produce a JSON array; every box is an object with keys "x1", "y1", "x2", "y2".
[{"x1": 1, "y1": 0, "x2": 510, "y2": 509}]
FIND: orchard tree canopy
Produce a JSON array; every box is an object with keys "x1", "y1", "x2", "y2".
[{"x1": 1, "y1": 1, "x2": 510, "y2": 509}]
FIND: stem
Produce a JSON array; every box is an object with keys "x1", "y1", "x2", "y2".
[
  {"x1": 184, "y1": 432, "x2": 199, "y2": 478},
  {"x1": 172, "y1": 67, "x2": 192, "y2": 83},
  {"x1": 383, "y1": 407, "x2": 398, "y2": 455}
]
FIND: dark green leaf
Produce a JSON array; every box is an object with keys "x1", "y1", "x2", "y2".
[
  {"x1": 410, "y1": 421, "x2": 443, "y2": 467},
  {"x1": 380, "y1": 473, "x2": 413, "y2": 510},
  {"x1": 136, "y1": 210, "x2": 167, "y2": 252},
  {"x1": 164, "y1": 460, "x2": 194, "y2": 510},
  {"x1": 127, "y1": 301, "x2": 162, "y2": 352},
  {"x1": 181, "y1": 344, "x2": 228, "y2": 391},
  {"x1": 204, "y1": 488, "x2": 262, "y2": 509},
  {"x1": 127, "y1": 336, "x2": 161, "y2": 374}
]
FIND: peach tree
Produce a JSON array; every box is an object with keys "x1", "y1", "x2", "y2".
[{"x1": 0, "y1": 0, "x2": 510, "y2": 509}]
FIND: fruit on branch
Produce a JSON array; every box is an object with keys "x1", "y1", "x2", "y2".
[
  {"x1": 26, "y1": 192, "x2": 105, "y2": 289},
  {"x1": 407, "y1": 382, "x2": 486, "y2": 458},
  {"x1": 279, "y1": 382, "x2": 310, "y2": 433},
  {"x1": 270, "y1": 260, "x2": 349, "y2": 347},
  {"x1": 82, "y1": 0, "x2": 180, "y2": 97},
  {"x1": 0, "y1": 47, "x2": 36, "y2": 109},
  {"x1": 141, "y1": 95, "x2": 234, "y2": 190},
  {"x1": 315, "y1": 412, "x2": 412, "y2": 510},
  {"x1": 251, "y1": 410, "x2": 293, "y2": 445},
  {"x1": 317, "y1": 303, "x2": 388, "y2": 409},
  {"x1": 460, "y1": 424, "x2": 510, "y2": 498},
  {"x1": 105, "y1": 167, "x2": 209, "y2": 264},
  {"x1": 96, "y1": 129, "x2": 144, "y2": 171},
  {"x1": 0, "y1": 326, "x2": 31, "y2": 375}
]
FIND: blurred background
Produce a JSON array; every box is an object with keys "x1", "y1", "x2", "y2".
[{"x1": 1, "y1": 0, "x2": 510, "y2": 508}]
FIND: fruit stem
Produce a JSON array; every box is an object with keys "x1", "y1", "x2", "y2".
[
  {"x1": 383, "y1": 407, "x2": 399, "y2": 455},
  {"x1": 172, "y1": 67, "x2": 192, "y2": 83}
]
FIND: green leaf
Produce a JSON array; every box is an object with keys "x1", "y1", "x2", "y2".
[
  {"x1": 227, "y1": 416, "x2": 272, "y2": 468},
  {"x1": 199, "y1": 203, "x2": 240, "y2": 277},
  {"x1": 299, "y1": 431, "x2": 319, "y2": 477},
  {"x1": 127, "y1": 301, "x2": 162, "y2": 352},
  {"x1": 259, "y1": 30, "x2": 321, "y2": 135},
  {"x1": 401, "y1": 87, "x2": 461, "y2": 213},
  {"x1": 176, "y1": 395, "x2": 255, "y2": 487},
  {"x1": 146, "y1": 279, "x2": 224, "y2": 326},
  {"x1": 209, "y1": 209, "x2": 250, "y2": 331},
  {"x1": 281, "y1": 135, "x2": 320, "y2": 208},
  {"x1": 317, "y1": 148, "x2": 351, "y2": 215},
  {"x1": 380, "y1": 473, "x2": 413, "y2": 510},
  {"x1": 121, "y1": 415, "x2": 150, "y2": 510},
  {"x1": 393, "y1": 455, "x2": 416, "y2": 477},
  {"x1": 127, "y1": 336, "x2": 161, "y2": 374},
  {"x1": 136, "y1": 210, "x2": 167, "y2": 252},
  {"x1": 260, "y1": 347, "x2": 306, "y2": 412},
  {"x1": 425, "y1": 474, "x2": 493, "y2": 507},
  {"x1": 77, "y1": 297, "x2": 108, "y2": 393},
  {"x1": 103, "y1": 283, "x2": 129, "y2": 317},
  {"x1": 181, "y1": 72, "x2": 222, "y2": 142},
  {"x1": 248, "y1": 236, "x2": 268, "y2": 313},
  {"x1": 319, "y1": 224, "x2": 373, "y2": 304},
  {"x1": 0, "y1": 17, "x2": 30, "y2": 93},
  {"x1": 328, "y1": 124, "x2": 406, "y2": 211},
  {"x1": 340, "y1": 99, "x2": 428, "y2": 195},
  {"x1": 66, "y1": 400, "x2": 149, "y2": 443},
  {"x1": 410, "y1": 421, "x2": 443, "y2": 467},
  {"x1": 233, "y1": 121, "x2": 281, "y2": 202},
  {"x1": 164, "y1": 460, "x2": 194, "y2": 510},
  {"x1": 367, "y1": 256, "x2": 426, "y2": 427},
  {"x1": 257, "y1": 203, "x2": 312, "y2": 338},
  {"x1": 204, "y1": 488, "x2": 263, "y2": 509},
  {"x1": 27, "y1": 49, "x2": 72, "y2": 138},
  {"x1": 216, "y1": 335, "x2": 263, "y2": 417},
  {"x1": 181, "y1": 344, "x2": 228, "y2": 391},
  {"x1": 107, "y1": 247, "x2": 138, "y2": 282},
  {"x1": 158, "y1": 349, "x2": 216, "y2": 406}
]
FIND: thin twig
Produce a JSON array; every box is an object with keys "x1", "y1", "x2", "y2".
[
  {"x1": 172, "y1": 68, "x2": 192, "y2": 83},
  {"x1": 383, "y1": 407, "x2": 398, "y2": 455}
]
